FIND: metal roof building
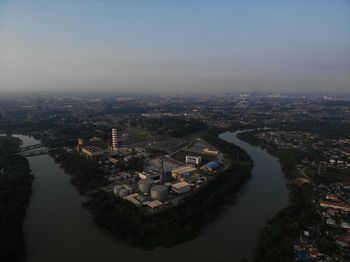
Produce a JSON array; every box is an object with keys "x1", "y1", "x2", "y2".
[{"x1": 202, "y1": 161, "x2": 220, "y2": 172}]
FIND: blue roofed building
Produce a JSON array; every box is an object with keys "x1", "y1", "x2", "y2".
[{"x1": 201, "y1": 161, "x2": 220, "y2": 172}]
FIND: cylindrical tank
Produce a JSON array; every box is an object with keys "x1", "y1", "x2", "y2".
[
  {"x1": 151, "y1": 185, "x2": 168, "y2": 200},
  {"x1": 119, "y1": 188, "x2": 129, "y2": 197},
  {"x1": 138, "y1": 178, "x2": 153, "y2": 194},
  {"x1": 113, "y1": 185, "x2": 123, "y2": 195}
]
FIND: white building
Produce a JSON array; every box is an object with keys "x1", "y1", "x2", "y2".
[{"x1": 186, "y1": 155, "x2": 202, "y2": 165}]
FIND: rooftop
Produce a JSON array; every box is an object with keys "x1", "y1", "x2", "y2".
[
  {"x1": 172, "y1": 181, "x2": 191, "y2": 189},
  {"x1": 145, "y1": 200, "x2": 162, "y2": 208}
]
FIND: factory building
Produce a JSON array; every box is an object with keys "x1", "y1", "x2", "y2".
[
  {"x1": 172, "y1": 181, "x2": 191, "y2": 194},
  {"x1": 81, "y1": 145, "x2": 105, "y2": 158},
  {"x1": 186, "y1": 155, "x2": 202, "y2": 165},
  {"x1": 144, "y1": 200, "x2": 163, "y2": 213},
  {"x1": 171, "y1": 166, "x2": 197, "y2": 179},
  {"x1": 123, "y1": 193, "x2": 142, "y2": 207},
  {"x1": 112, "y1": 128, "x2": 118, "y2": 151},
  {"x1": 201, "y1": 161, "x2": 220, "y2": 172},
  {"x1": 138, "y1": 171, "x2": 161, "y2": 181},
  {"x1": 203, "y1": 148, "x2": 219, "y2": 156}
]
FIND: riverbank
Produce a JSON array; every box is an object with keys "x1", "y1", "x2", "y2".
[
  {"x1": 237, "y1": 131, "x2": 320, "y2": 262},
  {"x1": 50, "y1": 129, "x2": 253, "y2": 250},
  {"x1": 0, "y1": 136, "x2": 34, "y2": 262}
]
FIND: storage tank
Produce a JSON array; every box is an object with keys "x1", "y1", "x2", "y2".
[
  {"x1": 123, "y1": 184, "x2": 133, "y2": 193},
  {"x1": 113, "y1": 185, "x2": 123, "y2": 195},
  {"x1": 151, "y1": 185, "x2": 168, "y2": 200},
  {"x1": 138, "y1": 178, "x2": 153, "y2": 194},
  {"x1": 119, "y1": 188, "x2": 129, "y2": 197}
]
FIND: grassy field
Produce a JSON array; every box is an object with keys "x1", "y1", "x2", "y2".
[{"x1": 125, "y1": 126, "x2": 154, "y2": 143}]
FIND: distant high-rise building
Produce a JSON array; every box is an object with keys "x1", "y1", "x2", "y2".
[{"x1": 112, "y1": 128, "x2": 118, "y2": 151}]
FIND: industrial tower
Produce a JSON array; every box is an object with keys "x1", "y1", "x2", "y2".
[{"x1": 112, "y1": 128, "x2": 118, "y2": 151}]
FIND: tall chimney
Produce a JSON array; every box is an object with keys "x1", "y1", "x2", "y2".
[{"x1": 112, "y1": 128, "x2": 118, "y2": 151}]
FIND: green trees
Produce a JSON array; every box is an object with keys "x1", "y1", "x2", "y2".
[
  {"x1": 49, "y1": 150, "x2": 106, "y2": 194},
  {"x1": 254, "y1": 184, "x2": 320, "y2": 261},
  {"x1": 0, "y1": 137, "x2": 34, "y2": 262}
]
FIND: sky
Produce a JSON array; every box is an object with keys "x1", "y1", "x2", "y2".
[{"x1": 0, "y1": 0, "x2": 349, "y2": 94}]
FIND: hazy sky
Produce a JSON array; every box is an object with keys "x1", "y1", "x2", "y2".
[{"x1": 0, "y1": 0, "x2": 349, "y2": 94}]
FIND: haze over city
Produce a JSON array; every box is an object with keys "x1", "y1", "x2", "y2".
[{"x1": 1, "y1": 0, "x2": 349, "y2": 94}]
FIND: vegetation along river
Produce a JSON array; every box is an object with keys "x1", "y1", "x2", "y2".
[{"x1": 15, "y1": 130, "x2": 288, "y2": 262}]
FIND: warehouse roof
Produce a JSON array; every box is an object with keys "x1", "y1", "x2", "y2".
[
  {"x1": 145, "y1": 200, "x2": 162, "y2": 208},
  {"x1": 172, "y1": 181, "x2": 190, "y2": 190},
  {"x1": 172, "y1": 166, "x2": 196, "y2": 174},
  {"x1": 206, "y1": 161, "x2": 220, "y2": 170}
]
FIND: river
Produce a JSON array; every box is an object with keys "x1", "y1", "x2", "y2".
[{"x1": 14, "y1": 130, "x2": 288, "y2": 262}]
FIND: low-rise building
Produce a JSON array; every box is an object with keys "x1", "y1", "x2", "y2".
[
  {"x1": 320, "y1": 200, "x2": 350, "y2": 212},
  {"x1": 81, "y1": 145, "x2": 105, "y2": 158},
  {"x1": 203, "y1": 147, "x2": 219, "y2": 156},
  {"x1": 171, "y1": 166, "x2": 197, "y2": 179},
  {"x1": 186, "y1": 155, "x2": 202, "y2": 165},
  {"x1": 172, "y1": 181, "x2": 191, "y2": 194},
  {"x1": 201, "y1": 161, "x2": 220, "y2": 172},
  {"x1": 123, "y1": 193, "x2": 142, "y2": 208}
]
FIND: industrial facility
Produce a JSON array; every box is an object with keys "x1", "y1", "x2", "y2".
[{"x1": 75, "y1": 128, "x2": 224, "y2": 213}]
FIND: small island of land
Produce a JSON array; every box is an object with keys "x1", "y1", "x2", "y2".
[{"x1": 49, "y1": 129, "x2": 253, "y2": 250}]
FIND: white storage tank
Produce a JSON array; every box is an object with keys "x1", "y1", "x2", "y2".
[
  {"x1": 113, "y1": 185, "x2": 123, "y2": 196},
  {"x1": 123, "y1": 184, "x2": 133, "y2": 194},
  {"x1": 138, "y1": 178, "x2": 153, "y2": 194},
  {"x1": 119, "y1": 188, "x2": 129, "y2": 197},
  {"x1": 151, "y1": 185, "x2": 168, "y2": 200}
]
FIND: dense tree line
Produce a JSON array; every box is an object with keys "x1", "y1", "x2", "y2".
[
  {"x1": 0, "y1": 136, "x2": 21, "y2": 155},
  {"x1": 49, "y1": 150, "x2": 107, "y2": 194},
  {"x1": 0, "y1": 137, "x2": 34, "y2": 262}
]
